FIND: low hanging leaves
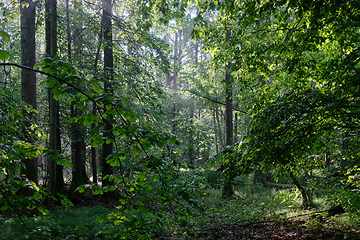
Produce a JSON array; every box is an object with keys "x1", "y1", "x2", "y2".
[{"x1": 0, "y1": 50, "x2": 10, "y2": 60}]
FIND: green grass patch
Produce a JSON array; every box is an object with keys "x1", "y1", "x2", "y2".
[{"x1": 0, "y1": 205, "x2": 111, "y2": 240}]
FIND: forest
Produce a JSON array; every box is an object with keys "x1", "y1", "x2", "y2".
[{"x1": 1, "y1": 0, "x2": 360, "y2": 239}]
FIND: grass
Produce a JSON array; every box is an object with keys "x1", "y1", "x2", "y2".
[{"x1": 0, "y1": 205, "x2": 117, "y2": 240}]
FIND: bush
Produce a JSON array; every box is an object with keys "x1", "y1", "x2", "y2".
[{"x1": 204, "y1": 169, "x2": 223, "y2": 188}]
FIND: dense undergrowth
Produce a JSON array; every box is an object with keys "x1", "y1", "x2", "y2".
[{"x1": 1, "y1": 169, "x2": 360, "y2": 240}]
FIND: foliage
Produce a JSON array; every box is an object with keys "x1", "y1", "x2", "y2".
[
  {"x1": 0, "y1": 85, "x2": 48, "y2": 213},
  {"x1": 0, "y1": 2, "x2": 18, "y2": 61}
]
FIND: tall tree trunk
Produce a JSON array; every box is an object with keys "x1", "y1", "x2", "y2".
[
  {"x1": 101, "y1": 0, "x2": 114, "y2": 188},
  {"x1": 215, "y1": 107, "x2": 224, "y2": 149},
  {"x1": 90, "y1": 8, "x2": 105, "y2": 185},
  {"x1": 188, "y1": 40, "x2": 198, "y2": 163},
  {"x1": 46, "y1": 0, "x2": 64, "y2": 196},
  {"x1": 234, "y1": 107, "x2": 238, "y2": 143},
  {"x1": 188, "y1": 98, "x2": 194, "y2": 163},
  {"x1": 163, "y1": 34, "x2": 173, "y2": 87},
  {"x1": 91, "y1": 104, "x2": 98, "y2": 184},
  {"x1": 67, "y1": 0, "x2": 88, "y2": 192},
  {"x1": 222, "y1": 27, "x2": 234, "y2": 197},
  {"x1": 212, "y1": 110, "x2": 219, "y2": 154},
  {"x1": 20, "y1": 0, "x2": 38, "y2": 184},
  {"x1": 172, "y1": 31, "x2": 178, "y2": 132}
]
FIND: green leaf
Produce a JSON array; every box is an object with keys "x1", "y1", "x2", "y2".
[
  {"x1": 77, "y1": 186, "x2": 85, "y2": 193},
  {"x1": 30, "y1": 181, "x2": 40, "y2": 191},
  {"x1": 53, "y1": 93, "x2": 62, "y2": 101},
  {"x1": 76, "y1": 102, "x2": 84, "y2": 110},
  {"x1": 0, "y1": 50, "x2": 10, "y2": 60},
  {"x1": 33, "y1": 192, "x2": 42, "y2": 201},
  {"x1": 33, "y1": 63, "x2": 42, "y2": 69},
  {"x1": 110, "y1": 160, "x2": 119, "y2": 167},
  {"x1": 64, "y1": 161, "x2": 73, "y2": 168},
  {"x1": 128, "y1": 126, "x2": 137, "y2": 133},
  {"x1": 46, "y1": 78, "x2": 57, "y2": 88},
  {"x1": 64, "y1": 74, "x2": 81, "y2": 82},
  {"x1": 91, "y1": 140, "x2": 98, "y2": 147},
  {"x1": 92, "y1": 83, "x2": 103, "y2": 93},
  {"x1": 0, "y1": 30, "x2": 10, "y2": 42},
  {"x1": 61, "y1": 199, "x2": 68, "y2": 205},
  {"x1": 144, "y1": 185, "x2": 153, "y2": 191},
  {"x1": 138, "y1": 172, "x2": 146, "y2": 181},
  {"x1": 38, "y1": 208, "x2": 49, "y2": 215}
]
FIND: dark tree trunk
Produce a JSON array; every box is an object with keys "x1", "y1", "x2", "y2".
[
  {"x1": 215, "y1": 108, "x2": 224, "y2": 149},
  {"x1": 20, "y1": 0, "x2": 38, "y2": 184},
  {"x1": 212, "y1": 110, "x2": 219, "y2": 154},
  {"x1": 101, "y1": 0, "x2": 114, "y2": 188},
  {"x1": 91, "y1": 103, "x2": 98, "y2": 184},
  {"x1": 234, "y1": 107, "x2": 238, "y2": 143},
  {"x1": 222, "y1": 27, "x2": 234, "y2": 198},
  {"x1": 288, "y1": 170, "x2": 313, "y2": 207},
  {"x1": 67, "y1": 0, "x2": 88, "y2": 192},
  {"x1": 46, "y1": 0, "x2": 64, "y2": 196}
]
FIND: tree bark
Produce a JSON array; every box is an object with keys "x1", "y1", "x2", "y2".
[
  {"x1": 46, "y1": 0, "x2": 64, "y2": 196},
  {"x1": 288, "y1": 170, "x2": 313, "y2": 207},
  {"x1": 101, "y1": 0, "x2": 114, "y2": 188},
  {"x1": 215, "y1": 108, "x2": 224, "y2": 149},
  {"x1": 212, "y1": 110, "x2": 219, "y2": 154},
  {"x1": 188, "y1": 40, "x2": 198, "y2": 163},
  {"x1": 91, "y1": 104, "x2": 98, "y2": 184},
  {"x1": 67, "y1": 0, "x2": 88, "y2": 192},
  {"x1": 20, "y1": 0, "x2": 38, "y2": 184},
  {"x1": 222, "y1": 27, "x2": 234, "y2": 197}
]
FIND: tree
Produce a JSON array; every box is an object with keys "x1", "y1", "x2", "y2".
[
  {"x1": 222, "y1": 27, "x2": 234, "y2": 197},
  {"x1": 192, "y1": 0, "x2": 360, "y2": 206},
  {"x1": 20, "y1": 0, "x2": 38, "y2": 185},
  {"x1": 65, "y1": 0, "x2": 89, "y2": 192},
  {"x1": 46, "y1": 0, "x2": 64, "y2": 196},
  {"x1": 101, "y1": 0, "x2": 114, "y2": 188}
]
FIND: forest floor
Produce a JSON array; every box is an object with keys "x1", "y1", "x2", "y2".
[
  {"x1": 183, "y1": 219, "x2": 359, "y2": 239},
  {"x1": 2, "y1": 173, "x2": 360, "y2": 240},
  {"x1": 169, "y1": 217, "x2": 360, "y2": 239},
  {"x1": 166, "y1": 182, "x2": 360, "y2": 240}
]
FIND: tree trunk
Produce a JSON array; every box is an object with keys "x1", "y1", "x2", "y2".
[
  {"x1": 212, "y1": 110, "x2": 219, "y2": 154},
  {"x1": 234, "y1": 107, "x2": 238, "y2": 143},
  {"x1": 188, "y1": 40, "x2": 198, "y2": 163},
  {"x1": 91, "y1": 103, "x2": 98, "y2": 184},
  {"x1": 172, "y1": 31, "x2": 179, "y2": 133},
  {"x1": 67, "y1": 0, "x2": 88, "y2": 192},
  {"x1": 101, "y1": 0, "x2": 114, "y2": 188},
  {"x1": 215, "y1": 108, "x2": 224, "y2": 149},
  {"x1": 163, "y1": 34, "x2": 172, "y2": 87},
  {"x1": 188, "y1": 98, "x2": 194, "y2": 163},
  {"x1": 288, "y1": 170, "x2": 313, "y2": 208},
  {"x1": 20, "y1": 0, "x2": 38, "y2": 185},
  {"x1": 222, "y1": 27, "x2": 234, "y2": 198},
  {"x1": 46, "y1": 0, "x2": 64, "y2": 196}
]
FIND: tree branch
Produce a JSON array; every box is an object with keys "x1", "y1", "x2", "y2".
[{"x1": 186, "y1": 90, "x2": 247, "y2": 114}]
